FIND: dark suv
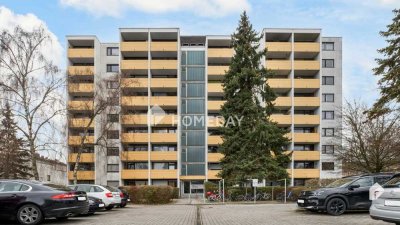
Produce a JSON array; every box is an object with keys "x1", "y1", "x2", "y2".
[{"x1": 297, "y1": 174, "x2": 393, "y2": 216}]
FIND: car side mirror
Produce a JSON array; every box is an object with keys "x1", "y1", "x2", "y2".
[{"x1": 349, "y1": 184, "x2": 360, "y2": 190}]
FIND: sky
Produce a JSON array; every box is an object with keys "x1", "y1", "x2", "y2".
[{"x1": 0, "y1": 0, "x2": 399, "y2": 104}]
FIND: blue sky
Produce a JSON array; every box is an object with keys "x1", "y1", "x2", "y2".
[{"x1": 0, "y1": 0, "x2": 399, "y2": 104}]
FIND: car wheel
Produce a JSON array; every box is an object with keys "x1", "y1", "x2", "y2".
[
  {"x1": 105, "y1": 206, "x2": 113, "y2": 211},
  {"x1": 17, "y1": 204, "x2": 43, "y2": 225},
  {"x1": 326, "y1": 198, "x2": 346, "y2": 216}
]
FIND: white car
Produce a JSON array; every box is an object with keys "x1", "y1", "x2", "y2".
[{"x1": 69, "y1": 184, "x2": 122, "y2": 210}]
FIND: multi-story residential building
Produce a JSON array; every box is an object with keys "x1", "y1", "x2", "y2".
[{"x1": 66, "y1": 28, "x2": 342, "y2": 193}]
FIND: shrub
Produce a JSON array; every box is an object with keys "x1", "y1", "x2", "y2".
[
  {"x1": 305, "y1": 178, "x2": 339, "y2": 188},
  {"x1": 127, "y1": 185, "x2": 177, "y2": 204},
  {"x1": 204, "y1": 181, "x2": 218, "y2": 193}
]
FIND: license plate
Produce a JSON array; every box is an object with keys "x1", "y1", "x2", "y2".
[
  {"x1": 297, "y1": 199, "x2": 305, "y2": 203},
  {"x1": 385, "y1": 200, "x2": 400, "y2": 207},
  {"x1": 98, "y1": 203, "x2": 105, "y2": 207},
  {"x1": 77, "y1": 196, "x2": 86, "y2": 201}
]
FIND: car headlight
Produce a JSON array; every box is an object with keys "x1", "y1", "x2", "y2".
[{"x1": 312, "y1": 191, "x2": 325, "y2": 196}]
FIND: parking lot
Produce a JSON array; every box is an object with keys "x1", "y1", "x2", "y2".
[{"x1": 0, "y1": 203, "x2": 392, "y2": 225}]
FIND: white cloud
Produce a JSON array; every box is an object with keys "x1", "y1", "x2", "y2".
[{"x1": 60, "y1": 0, "x2": 250, "y2": 18}]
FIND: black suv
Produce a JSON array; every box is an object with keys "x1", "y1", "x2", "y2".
[{"x1": 297, "y1": 174, "x2": 393, "y2": 216}]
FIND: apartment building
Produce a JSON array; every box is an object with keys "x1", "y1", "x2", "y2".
[{"x1": 66, "y1": 28, "x2": 342, "y2": 192}]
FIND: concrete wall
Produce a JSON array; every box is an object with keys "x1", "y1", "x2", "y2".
[{"x1": 37, "y1": 160, "x2": 67, "y2": 185}]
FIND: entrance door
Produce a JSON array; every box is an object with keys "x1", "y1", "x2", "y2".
[{"x1": 181, "y1": 180, "x2": 204, "y2": 197}]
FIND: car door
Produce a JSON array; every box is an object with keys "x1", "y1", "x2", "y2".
[
  {"x1": 0, "y1": 181, "x2": 30, "y2": 218},
  {"x1": 346, "y1": 177, "x2": 374, "y2": 209}
]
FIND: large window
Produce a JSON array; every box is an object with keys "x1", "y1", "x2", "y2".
[
  {"x1": 322, "y1": 128, "x2": 335, "y2": 137},
  {"x1": 107, "y1": 164, "x2": 119, "y2": 172},
  {"x1": 322, "y1": 76, "x2": 334, "y2": 85},
  {"x1": 322, "y1": 111, "x2": 335, "y2": 120},
  {"x1": 322, "y1": 59, "x2": 334, "y2": 68},
  {"x1": 106, "y1": 64, "x2": 119, "y2": 72},
  {"x1": 322, "y1": 145, "x2": 335, "y2": 154},
  {"x1": 106, "y1": 47, "x2": 119, "y2": 56},
  {"x1": 322, "y1": 162, "x2": 335, "y2": 171},
  {"x1": 107, "y1": 147, "x2": 119, "y2": 156},
  {"x1": 208, "y1": 163, "x2": 222, "y2": 170},
  {"x1": 322, "y1": 94, "x2": 334, "y2": 102},
  {"x1": 107, "y1": 114, "x2": 119, "y2": 122},
  {"x1": 293, "y1": 145, "x2": 314, "y2": 151},
  {"x1": 294, "y1": 161, "x2": 315, "y2": 169},
  {"x1": 126, "y1": 162, "x2": 148, "y2": 169},
  {"x1": 152, "y1": 162, "x2": 177, "y2": 170},
  {"x1": 294, "y1": 127, "x2": 313, "y2": 133},
  {"x1": 152, "y1": 145, "x2": 177, "y2": 151},
  {"x1": 107, "y1": 130, "x2": 119, "y2": 139},
  {"x1": 322, "y1": 42, "x2": 334, "y2": 51},
  {"x1": 125, "y1": 145, "x2": 147, "y2": 151}
]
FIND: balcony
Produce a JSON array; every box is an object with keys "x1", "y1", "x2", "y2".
[
  {"x1": 151, "y1": 133, "x2": 177, "y2": 143},
  {"x1": 121, "y1": 78, "x2": 148, "y2": 89},
  {"x1": 151, "y1": 42, "x2": 178, "y2": 52},
  {"x1": 208, "y1": 66, "x2": 229, "y2": 80},
  {"x1": 68, "y1": 136, "x2": 94, "y2": 145},
  {"x1": 151, "y1": 96, "x2": 177, "y2": 107},
  {"x1": 265, "y1": 42, "x2": 291, "y2": 52},
  {"x1": 294, "y1": 43, "x2": 320, "y2": 53},
  {"x1": 268, "y1": 79, "x2": 291, "y2": 89},
  {"x1": 68, "y1": 101, "x2": 94, "y2": 111},
  {"x1": 150, "y1": 152, "x2": 178, "y2": 161},
  {"x1": 150, "y1": 60, "x2": 177, "y2": 70},
  {"x1": 121, "y1": 96, "x2": 148, "y2": 107},
  {"x1": 294, "y1": 60, "x2": 320, "y2": 71},
  {"x1": 294, "y1": 79, "x2": 320, "y2": 89},
  {"x1": 208, "y1": 153, "x2": 224, "y2": 162},
  {"x1": 151, "y1": 78, "x2": 177, "y2": 89},
  {"x1": 121, "y1": 169, "x2": 148, "y2": 179},
  {"x1": 69, "y1": 118, "x2": 94, "y2": 128},
  {"x1": 121, "y1": 133, "x2": 149, "y2": 143},
  {"x1": 294, "y1": 97, "x2": 320, "y2": 107},
  {"x1": 208, "y1": 83, "x2": 223, "y2": 94},
  {"x1": 208, "y1": 135, "x2": 223, "y2": 145},
  {"x1": 68, "y1": 83, "x2": 94, "y2": 94},
  {"x1": 291, "y1": 151, "x2": 320, "y2": 161},
  {"x1": 208, "y1": 48, "x2": 234, "y2": 58},
  {"x1": 288, "y1": 169, "x2": 320, "y2": 179},
  {"x1": 68, "y1": 153, "x2": 95, "y2": 163},
  {"x1": 293, "y1": 133, "x2": 320, "y2": 143},
  {"x1": 120, "y1": 41, "x2": 148, "y2": 52},
  {"x1": 151, "y1": 170, "x2": 178, "y2": 179},
  {"x1": 208, "y1": 170, "x2": 221, "y2": 180},
  {"x1": 270, "y1": 115, "x2": 292, "y2": 125},
  {"x1": 68, "y1": 171, "x2": 95, "y2": 180},
  {"x1": 68, "y1": 48, "x2": 94, "y2": 58},
  {"x1": 121, "y1": 151, "x2": 148, "y2": 161},
  {"x1": 266, "y1": 60, "x2": 291, "y2": 71},
  {"x1": 121, "y1": 60, "x2": 148, "y2": 70},
  {"x1": 274, "y1": 97, "x2": 291, "y2": 107},
  {"x1": 208, "y1": 101, "x2": 225, "y2": 111},
  {"x1": 294, "y1": 115, "x2": 320, "y2": 125},
  {"x1": 68, "y1": 66, "x2": 94, "y2": 76}
]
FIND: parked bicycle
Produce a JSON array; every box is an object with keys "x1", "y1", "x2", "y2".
[{"x1": 276, "y1": 191, "x2": 298, "y2": 202}]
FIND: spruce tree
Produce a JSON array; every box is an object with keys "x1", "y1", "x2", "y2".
[
  {"x1": 219, "y1": 12, "x2": 290, "y2": 184},
  {"x1": 0, "y1": 103, "x2": 32, "y2": 179}
]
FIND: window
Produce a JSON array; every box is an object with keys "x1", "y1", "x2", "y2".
[
  {"x1": 322, "y1": 42, "x2": 334, "y2": 51},
  {"x1": 106, "y1": 64, "x2": 119, "y2": 72},
  {"x1": 152, "y1": 145, "x2": 177, "y2": 152},
  {"x1": 107, "y1": 81, "x2": 119, "y2": 89},
  {"x1": 322, "y1": 76, "x2": 334, "y2": 85},
  {"x1": 106, "y1": 47, "x2": 119, "y2": 56},
  {"x1": 208, "y1": 163, "x2": 222, "y2": 170},
  {"x1": 107, "y1": 130, "x2": 119, "y2": 139},
  {"x1": 322, "y1": 162, "x2": 335, "y2": 171},
  {"x1": 152, "y1": 162, "x2": 177, "y2": 170},
  {"x1": 294, "y1": 161, "x2": 315, "y2": 169},
  {"x1": 208, "y1": 146, "x2": 220, "y2": 153},
  {"x1": 322, "y1": 94, "x2": 334, "y2": 102},
  {"x1": 322, "y1": 111, "x2": 334, "y2": 120},
  {"x1": 107, "y1": 181, "x2": 119, "y2": 187},
  {"x1": 126, "y1": 162, "x2": 148, "y2": 169},
  {"x1": 107, "y1": 147, "x2": 119, "y2": 156},
  {"x1": 322, "y1": 59, "x2": 334, "y2": 68},
  {"x1": 107, "y1": 97, "x2": 119, "y2": 106},
  {"x1": 293, "y1": 179, "x2": 305, "y2": 186},
  {"x1": 107, "y1": 114, "x2": 119, "y2": 123},
  {"x1": 322, "y1": 128, "x2": 335, "y2": 137},
  {"x1": 352, "y1": 177, "x2": 374, "y2": 187},
  {"x1": 0, "y1": 182, "x2": 31, "y2": 192},
  {"x1": 47, "y1": 175, "x2": 51, "y2": 182},
  {"x1": 107, "y1": 164, "x2": 119, "y2": 172},
  {"x1": 126, "y1": 145, "x2": 147, "y2": 151},
  {"x1": 294, "y1": 127, "x2": 313, "y2": 133},
  {"x1": 293, "y1": 145, "x2": 314, "y2": 151},
  {"x1": 322, "y1": 145, "x2": 335, "y2": 154},
  {"x1": 152, "y1": 127, "x2": 177, "y2": 133}
]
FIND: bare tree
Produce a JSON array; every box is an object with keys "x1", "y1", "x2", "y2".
[
  {"x1": 336, "y1": 101, "x2": 400, "y2": 174},
  {"x1": 0, "y1": 26, "x2": 64, "y2": 180}
]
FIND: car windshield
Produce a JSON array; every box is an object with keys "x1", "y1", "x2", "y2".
[
  {"x1": 42, "y1": 183, "x2": 72, "y2": 191},
  {"x1": 383, "y1": 176, "x2": 400, "y2": 188},
  {"x1": 325, "y1": 178, "x2": 355, "y2": 188}
]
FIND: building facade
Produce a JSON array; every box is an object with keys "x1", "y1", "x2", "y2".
[
  {"x1": 66, "y1": 28, "x2": 342, "y2": 191},
  {"x1": 36, "y1": 155, "x2": 67, "y2": 185}
]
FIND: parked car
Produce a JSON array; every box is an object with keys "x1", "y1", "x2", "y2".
[
  {"x1": 68, "y1": 184, "x2": 121, "y2": 210},
  {"x1": 86, "y1": 196, "x2": 105, "y2": 215},
  {"x1": 297, "y1": 173, "x2": 393, "y2": 216},
  {"x1": 0, "y1": 180, "x2": 89, "y2": 225},
  {"x1": 370, "y1": 173, "x2": 400, "y2": 224},
  {"x1": 117, "y1": 187, "x2": 130, "y2": 208}
]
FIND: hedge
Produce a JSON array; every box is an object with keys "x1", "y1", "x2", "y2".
[{"x1": 126, "y1": 185, "x2": 179, "y2": 204}]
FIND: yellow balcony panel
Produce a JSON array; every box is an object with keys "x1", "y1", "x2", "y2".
[
  {"x1": 151, "y1": 133, "x2": 177, "y2": 143},
  {"x1": 208, "y1": 116, "x2": 224, "y2": 128},
  {"x1": 68, "y1": 83, "x2": 94, "y2": 94},
  {"x1": 121, "y1": 151, "x2": 148, "y2": 161},
  {"x1": 266, "y1": 60, "x2": 292, "y2": 70},
  {"x1": 68, "y1": 101, "x2": 94, "y2": 111},
  {"x1": 121, "y1": 169, "x2": 148, "y2": 179},
  {"x1": 151, "y1": 42, "x2": 178, "y2": 52},
  {"x1": 208, "y1": 170, "x2": 221, "y2": 180},
  {"x1": 208, "y1": 135, "x2": 223, "y2": 145},
  {"x1": 294, "y1": 115, "x2": 320, "y2": 125},
  {"x1": 120, "y1": 41, "x2": 148, "y2": 52},
  {"x1": 274, "y1": 97, "x2": 291, "y2": 107},
  {"x1": 151, "y1": 170, "x2": 178, "y2": 179},
  {"x1": 121, "y1": 96, "x2": 148, "y2": 107},
  {"x1": 294, "y1": 79, "x2": 320, "y2": 89},
  {"x1": 208, "y1": 66, "x2": 229, "y2": 76},
  {"x1": 68, "y1": 48, "x2": 94, "y2": 58},
  {"x1": 293, "y1": 133, "x2": 320, "y2": 143},
  {"x1": 151, "y1": 78, "x2": 177, "y2": 89},
  {"x1": 150, "y1": 152, "x2": 177, "y2": 161},
  {"x1": 208, "y1": 83, "x2": 223, "y2": 93},
  {"x1": 294, "y1": 60, "x2": 320, "y2": 70},
  {"x1": 121, "y1": 133, "x2": 149, "y2": 143},
  {"x1": 68, "y1": 66, "x2": 94, "y2": 76},
  {"x1": 68, "y1": 171, "x2": 95, "y2": 180},
  {"x1": 151, "y1": 96, "x2": 177, "y2": 107},
  {"x1": 208, "y1": 48, "x2": 234, "y2": 58},
  {"x1": 208, "y1": 101, "x2": 226, "y2": 111},
  {"x1": 270, "y1": 115, "x2": 292, "y2": 125},
  {"x1": 151, "y1": 60, "x2": 177, "y2": 70},
  {"x1": 208, "y1": 153, "x2": 224, "y2": 162},
  {"x1": 266, "y1": 42, "x2": 291, "y2": 52},
  {"x1": 288, "y1": 169, "x2": 320, "y2": 179},
  {"x1": 68, "y1": 153, "x2": 94, "y2": 163},
  {"x1": 121, "y1": 60, "x2": 148, "y2": 70},
  {"x1": 180, "y1": 175, "x2": 206, "y2": 180},
  {"x1": 68, "y1": 136, "x2": 94, "y2": 145},
  {"x1": 121, "y1": 78, "x2": 148, "y2": 89},
  {"x1": 294, "y1": 42, "x2": 320, "y2": 53},
  {"x1": 267, "y1": 79, "x2": 291, "y2": 89},
  {"x1": 69, "y1": 118, "x2": 94, "y2": 128},
  {"x1": 121, "y1": 114, "x2": 147, "y2": 125},
  {"x1": 294, "y1": 97, "x2": 320, "y2": 107},
  {"x1": 291, "y1": 151, "x2": 320, "y2": 161}
]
